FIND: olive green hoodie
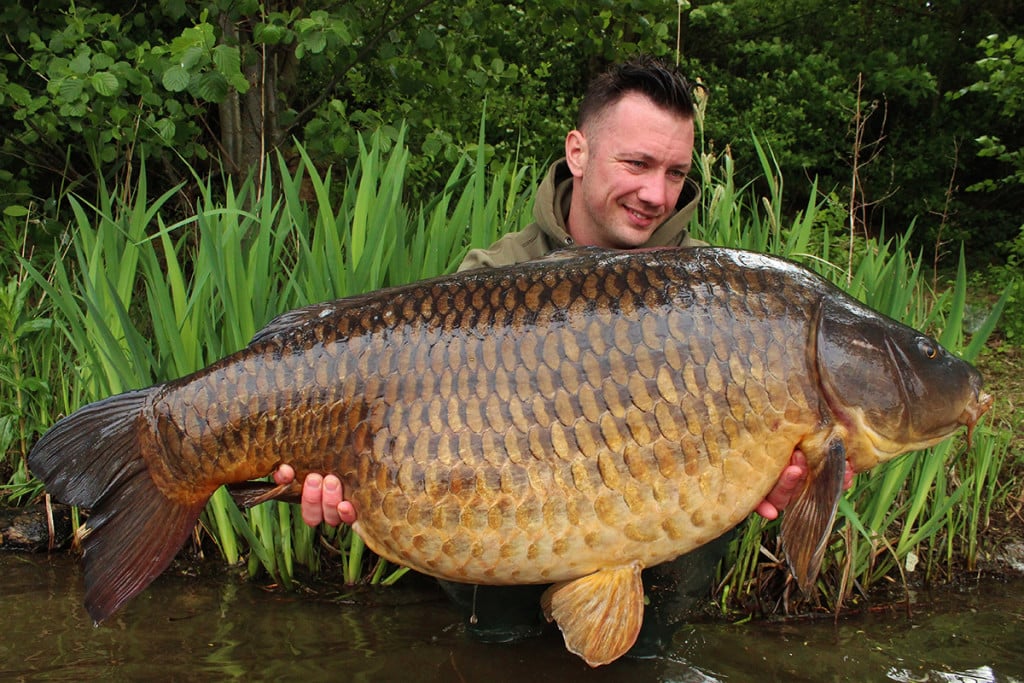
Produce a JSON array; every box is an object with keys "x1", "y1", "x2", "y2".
[{"x1": 460, "y1": 158, "x2": 704, "y2": 271}]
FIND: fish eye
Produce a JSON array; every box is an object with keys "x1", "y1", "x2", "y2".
[{"x1": 917, "y1": 338, "x2": 937, "y2": 359}]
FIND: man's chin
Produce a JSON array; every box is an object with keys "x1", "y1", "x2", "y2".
[{"x1": 609, "y1": 228, "x2": 657, "y2": 250}]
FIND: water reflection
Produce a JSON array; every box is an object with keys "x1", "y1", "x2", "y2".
[{"x1": 2, "y1": 553, "x2": 1023, "y2": 681}]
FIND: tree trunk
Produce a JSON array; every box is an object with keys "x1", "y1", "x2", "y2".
[{"x1": 217, "y1": 11, "x2": 284, "y2": 184}]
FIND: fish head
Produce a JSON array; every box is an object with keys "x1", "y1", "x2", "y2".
[{"x1": 814, "y1": 298, "x2": 992, "y2": 472}]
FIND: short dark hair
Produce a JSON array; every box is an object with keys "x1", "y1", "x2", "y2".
[{"x1": 576, "y1": 55, "x2": 702, "y2": 131}]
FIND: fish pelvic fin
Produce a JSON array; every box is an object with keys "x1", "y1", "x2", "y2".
[
  {"x1": 540, "y1": 562, "x2": 644, "y2": 667},
  {"x1": 28, "y1": 389, "x2": 206, "y2": 624},
  {"x1": 227, "y1": 480, "x2": 303, "y2": 508},
  {"x1": 780, "y1": 437, "x2": 847, "y2": 595}
]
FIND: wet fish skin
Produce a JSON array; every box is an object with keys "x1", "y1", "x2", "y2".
[
  {"x1": 28, "y1": 246, "x2": 991, "y2": 667},
  {"x1": 148, "y1": 247, "x2": 822, "y2": 583}
]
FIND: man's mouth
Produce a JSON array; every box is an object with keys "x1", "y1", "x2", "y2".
[{"x1": 625, "y1": 205, "x2": 657, "y2": 226}]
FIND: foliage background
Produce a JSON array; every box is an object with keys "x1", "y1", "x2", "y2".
[{"x1": 1, "y1": 0, "x2": 1021, "y2": 269}]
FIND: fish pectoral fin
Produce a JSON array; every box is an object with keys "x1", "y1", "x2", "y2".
[
  {"x1": 226, "y1": 480, "x2": 303, "y2": 508},
  {"x1": 780, "y1": 438, "x2": 848, "y2": 595},
  {"x1": 540, "y1": 562, "x2": 644, "y2": 667}
]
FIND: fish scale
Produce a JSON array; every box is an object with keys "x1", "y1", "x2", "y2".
[{"x1": 28, "y1": 246, "x2": 991, "y2": 667}]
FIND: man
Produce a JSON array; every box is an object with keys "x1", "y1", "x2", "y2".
[{"x1": 275, "y1": 55, "x2": 849, "y2": 649}]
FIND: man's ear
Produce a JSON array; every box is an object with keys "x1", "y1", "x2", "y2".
[{"x1": 565, "y1": 129, "x2": 588, "y2": 177}]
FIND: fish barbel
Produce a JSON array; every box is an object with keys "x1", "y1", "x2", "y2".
[{"x1": 29, "y1": 246, "x2": 992, "y2": 666}]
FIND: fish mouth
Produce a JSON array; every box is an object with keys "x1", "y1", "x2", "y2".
[{"x1": 959, "y1": 391, "x2": 994, "y2": 447}]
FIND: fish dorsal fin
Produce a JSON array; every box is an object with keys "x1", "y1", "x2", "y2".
[
  {"x1": 780, "y1": 437, "x2": 847, "y2": 594},
  {"x1": 540, "y1": 562, "x2": 644, "y2": 667},
  {"x1": 249, "y1": 302, "x2": 344, "y2": 344},
  {"x1": 250, "y1": 291, "x2": 389, "y2": 345}
]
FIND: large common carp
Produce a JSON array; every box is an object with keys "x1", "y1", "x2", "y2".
[{"x1": 29, "y1": 247, "x2": 990, "y2": 667}]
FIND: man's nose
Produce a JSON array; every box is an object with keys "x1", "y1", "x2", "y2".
[{"x1": 636, "y1": 177, "x2": 669, "y2": 208}]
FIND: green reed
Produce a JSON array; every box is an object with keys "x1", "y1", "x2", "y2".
[{"x1": 0, "y1": 245, "x2": 65, "y2": 505}]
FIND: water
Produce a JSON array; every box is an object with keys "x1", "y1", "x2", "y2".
[{"x1": 2, "y1": 552, "x2": 1023, "y2": 682}]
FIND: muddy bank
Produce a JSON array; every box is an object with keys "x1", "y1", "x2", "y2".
[{"x1": 0, "y1": 503, "x2": 72, "y2": 551}]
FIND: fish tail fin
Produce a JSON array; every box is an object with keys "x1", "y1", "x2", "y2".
[{"x1": 28, "y1": 390, "x2": 207, "y2": 624}]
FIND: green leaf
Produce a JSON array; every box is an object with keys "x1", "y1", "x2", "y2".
[
  {"x1": 162, "y1": 65, "x2": 190, "y2": 92},
  {"x1": 70, "y1": 52, "x2": 91, "y2": 75},
  {"x1": 212, "y1": 44, "x2": 241, "y2": 75},
  {"x1": 93, "y1": 52, "x2": 115, "y2": 70},
  {"x1": 415, "y1": 29, "x2": 437, "y2": 50},
  {"x1": 213, "y1": 43, "x2": 250, "y2": 93},
  {"x1": 57, "y1": 77, "x2": 84, "y2": 102},
  {"x1": 3, "y1": 205, "x2": 29, "y2": 217},
  {"x1": 227, "y1": 72, "x2": 250, "y2": 93},
  {"x1": 90, "y1": 72, "x2": 120, "y2": 97},
  {"x1": 194, "y1": 71, "x2": 228, "y2": 103},
  {"x1": 163, "y1": 0, "x2": 187, "y2": 20},
  {"x1": 6, "y1": 83, "x2": 32, "y2": 106},
  {"x1": 180, "y1": 45, "x2": 205, "y2": 70},
  {"x1": 302, "y1": 30, "x2": 327, "y2": 54},
  {"x1": 330, "y1": 18, "x2": 352, "y2": 44},
  {"x1": 64, "y1": 100, "x2": 87, "y2": 118},
  {"x1": 153, "y1": 118, "x2": 176, "y2": 143},
  {"x1": 255, "y1": 23, "x2": 287, "y2": 45}
]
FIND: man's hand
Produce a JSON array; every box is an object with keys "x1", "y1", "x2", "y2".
[
  {"x1": 754, "y1": 450, "x2": 855, "y2": 520},
  {"x1": 273, "y1": 465, "x2": 357, "y2": 527}
]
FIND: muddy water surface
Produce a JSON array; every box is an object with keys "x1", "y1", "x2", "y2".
[{"x1": 2, "y1": 552, "x2": 1022, "y2": 682}]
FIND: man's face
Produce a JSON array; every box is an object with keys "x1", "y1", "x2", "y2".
[{"x1": 565, "y1": 92, "x2": 695, "y2": 249}]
